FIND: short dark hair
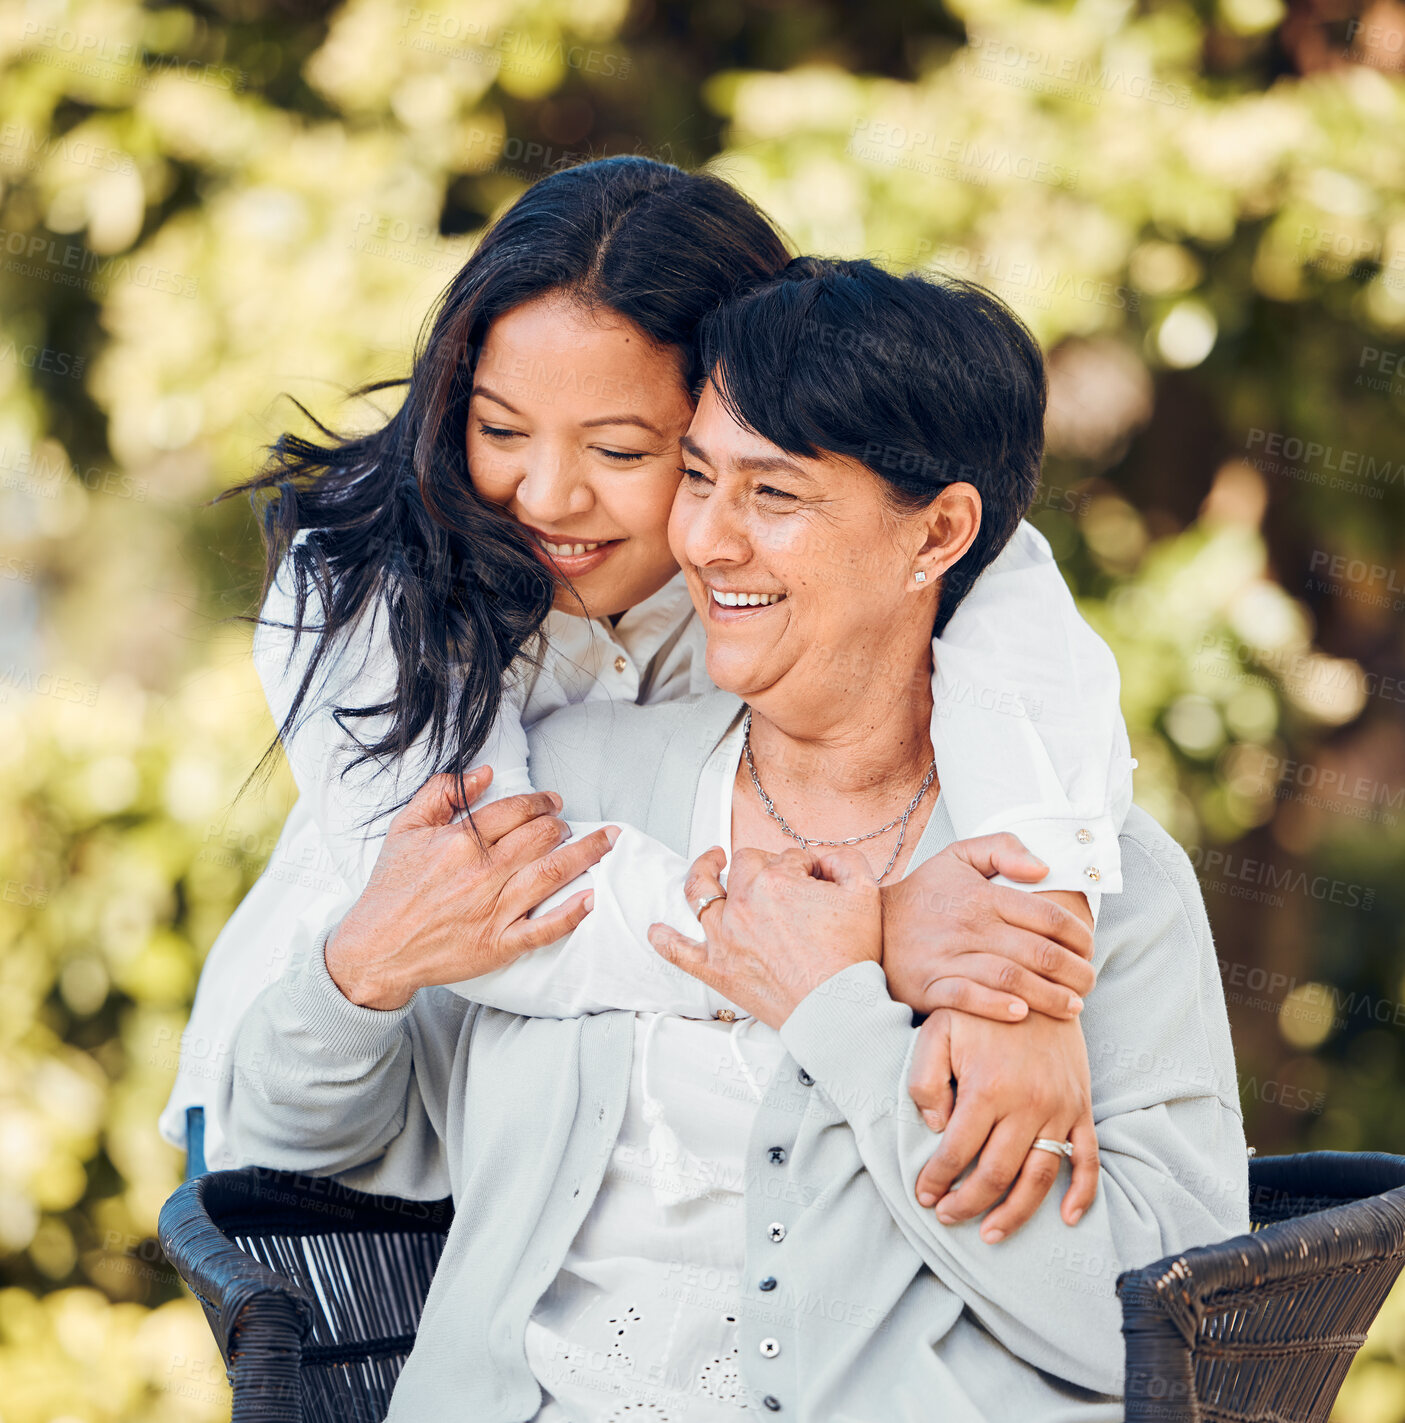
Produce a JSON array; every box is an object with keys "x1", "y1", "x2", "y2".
[{"x1": 697, "y1": 256, "x2": 1047, "y2": 633}]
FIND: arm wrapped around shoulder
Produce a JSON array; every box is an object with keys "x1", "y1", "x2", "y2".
[{"x1": 931, "y1": 520, "x2": 1133, "y2": 897}]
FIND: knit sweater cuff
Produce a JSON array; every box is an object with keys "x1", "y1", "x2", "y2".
[
  {"x1": 280, "y1": 923, "x2": 417, "y2": 1060},
  {"x1": 778, "y1": 961, "x2": 922, "y2": 1132}
]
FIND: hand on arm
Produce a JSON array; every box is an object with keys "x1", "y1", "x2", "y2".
[
  {"x1": 647, "y1": 838, "x2": 1099, "y2": 1240},
  {"x1": 907, "y1": 1009, "x2": 1098, "y2": 1240},
  {"x1": 881, "y1": 837, "x2": 1099, "y2": 1237},
  {"x1": 326, "y1": 767, "x2": 618, "y2": 1010},
  {"x1": 880, "y1": 833, "x2": 1095, "y2": 1022}
]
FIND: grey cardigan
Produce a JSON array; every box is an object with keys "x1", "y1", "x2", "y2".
[{"x1": 224, "y1": 691, "x2": 1249, "y2": 1423}]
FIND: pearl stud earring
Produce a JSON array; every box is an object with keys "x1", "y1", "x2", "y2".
[{"x1": 914, "y1": 570, "x2": 927, "y2": 584}]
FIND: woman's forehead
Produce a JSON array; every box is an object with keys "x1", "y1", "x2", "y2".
[
  {"x1": 684, "y1": 384, "x2": 873, "y2": 493},
  {"x1": 473, "y1": 294, "x2": 689, "y2": 417}
]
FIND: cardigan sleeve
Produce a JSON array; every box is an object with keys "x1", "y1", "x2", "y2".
[
  {"x1": 220, "y1": 915, "x2": 464, "y2": 1200},
  {"x1": 777, "y1": 825, "x2": 1248, "y2": 1396}
]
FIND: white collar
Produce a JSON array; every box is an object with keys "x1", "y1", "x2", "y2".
[{"x1": 542, "y1": 569, "x2": 696, "y2": 672}]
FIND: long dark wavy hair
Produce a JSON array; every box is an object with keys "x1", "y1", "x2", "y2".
[{"x1": 227, "y1": 157, "x2": 789, "y2": 823}]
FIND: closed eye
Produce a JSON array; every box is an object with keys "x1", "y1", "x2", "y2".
[
  {"x1": 681, "y1": 465, "x2": 713, "y2": 486},
  {"x1": 597, "y1": 447, "x2": 648, "y2": 463},
  {"x1": 478, "y1": 423, "x2": 523, "y2": 441}
]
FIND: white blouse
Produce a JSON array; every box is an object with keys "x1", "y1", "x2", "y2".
[{"x1": 525, "y1": 715, "x2": 783, "y2": 1423}]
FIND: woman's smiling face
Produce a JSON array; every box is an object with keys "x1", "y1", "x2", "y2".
[
  {"x1": 467, "y1": 293, "x2": 695, "y2": 619},
  {"x1": 669, "y1": 380, "x2": 979, "y2": 729}
]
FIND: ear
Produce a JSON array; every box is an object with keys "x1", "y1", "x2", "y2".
[{"x1": 914, "y1": 482, "x2": 981, "y2": 584}]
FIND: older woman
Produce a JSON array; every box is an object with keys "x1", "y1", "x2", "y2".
[{"x1": 226, "y1": 260, "x2": 1247, "y2": 1422}]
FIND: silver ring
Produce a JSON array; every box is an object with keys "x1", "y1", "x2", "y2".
[
  {"x1": 1030, "y1": 1137, "x2": 1074, "y2": 1159},
  {"x1": 695, "y1": 891, "x2": 727, "y2": 918}
]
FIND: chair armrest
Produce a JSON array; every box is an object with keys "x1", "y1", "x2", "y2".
[
  {"x1": 1119, "y1": 1183, "x2": 1405, "y2": 1422},
  {"x1": 1250, "y1": 1149, "x2": 1405, "y2": 1223},
  {"x1": 1121, "y1": 1184, "x2": 1405, "y2": 1324},
  {"x1": 158, "y1": 1169, "x2": 318, "y2": 1371}
]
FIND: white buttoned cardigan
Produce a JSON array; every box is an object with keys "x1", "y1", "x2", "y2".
[{"x1": 224, "y1": 691, "x2": 1248, "y2": 1423}]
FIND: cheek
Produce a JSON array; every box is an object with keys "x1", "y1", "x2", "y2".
[
  {"x1": 749, "y1": 518, "x2": 821, "y2": 591},
  {"x1": 465, "y1": 437, "x2": 516, "y2": 505},
  {"x1": 611, "y1": 468, "x2": 682, "y2": 544}
]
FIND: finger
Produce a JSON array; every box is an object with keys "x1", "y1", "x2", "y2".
[
  {"x1": 500, "y1": 889, "x2": 595, "y2": 957},
  {"x1": 946, "y1": 832, "x2": 1049, "y2": 884},
  {"x1": 809, "y1": 845, "x2": 879, "y2": 890},
  {"x1": 935, "y1": 1116, "x2": 1038, "y2": 1227},
  {"x1": 500, "y1": 825, "x2": 620, "y2": 918},
  {"x1": 908, "y1": 1015, "x2": 956, "y2": 1133},
  {"x1": 774, "y1": 846, "x2": 816, "y2": 877},
  {"x1": 471, "y1": 790, "x2": 566, "y2": 845},
  {"x1": 491, "y1": 812, "x2": 570, "y2": 876},
  {"x1": 647, "y1": 922, "x2": 711, "y2": 976},
  {"x1": 978, "y1": 1124, "x2": 1070, "y2": 1243},
  {"x1": 921, "y1": 976, "x2": 1030, "y2": 1023},
  {"x1": 960, "y1": 952, "x2": 1086, "y2": 1019},
  {"x1": 979, "y1": 926, "x2": 1096, "y2": 996},
  {"x1": 727, "y1": 846, "x2": 769, "y2": 890},
  {"x1": 395, "y1": 768, "x2": 493, "y2": 830},
  {"x1": 915, "y1": 1092, "x2": 996, "y2": 1210},
  {"x1": 1061, "y1": 1113, "x2": 1101, "y2": 1226},
  {"x1": 683, "y1": 848, "x2": 729, "y2": 915},
  {"x1": 987, "y1": 884, "x2": 1095, "y2": 960}
]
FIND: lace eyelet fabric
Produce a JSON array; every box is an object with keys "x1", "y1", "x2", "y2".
[
  {"x1": 696, "y1": 1346, "x2": 744, "y2": 1404},
  {"x1": 525, "y1": 1013, "x2": 782, "y2": 1419}
]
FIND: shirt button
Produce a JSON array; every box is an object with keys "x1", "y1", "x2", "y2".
[
  {"x1": 1076, "y1": 828, "x2": 1092, "y2": 844},
  {"x1": 1085, "y1": 866, "x2": 1101, "y2": 882},
  {"x1": 767, "y1": 1222, "x2": 787, "y2": 1243},
  {"x1": 613, "y1": 655, "x2": 627, "y2": 674},
  {"x1": 759, "y1": 1338, "x2": 781, "y2": 1359},
  {"x1": 796, "y1": 1068, "x2": 815, "y2": 1087},
  {"x1": 714, "y1": 1009, "x2": 736, "y2": 1022},
  {"x1": 759, "y1": 1276, "x2": 777, "y2": 1292},
  {"x1": 763, "y1": 1398, "x2": 782, "y2": 1413},
  {"x1": 768, "y1": 1146, "x2": 787, "y2": 1165}
]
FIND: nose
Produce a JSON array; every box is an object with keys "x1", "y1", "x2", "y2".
[
  {"x1": 678, "y1": 481, "x2": 751, "y2": 571},
  {"x1": 513, "y1": 443, "x2": 594, "y2": 525}
]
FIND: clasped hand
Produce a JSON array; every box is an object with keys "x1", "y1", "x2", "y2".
[
  {"x1": 649, "y1": 836, "x2": 1099, "y2": 1242},
  {"x1": 648, "y1": 843, "x2": 882, "y2": 1029}
]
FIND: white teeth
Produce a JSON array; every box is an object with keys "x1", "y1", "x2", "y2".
[
  {"x1": 710, "y1": 589, "x2": 785, "y2": 607},
  {"x1": 541, "y1": 539, "x2": 606, "y2": 556}
]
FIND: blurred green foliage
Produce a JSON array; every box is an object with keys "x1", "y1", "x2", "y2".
[{"x1": 2, "y1": 0, "x2": 1404, "y2": 1417}]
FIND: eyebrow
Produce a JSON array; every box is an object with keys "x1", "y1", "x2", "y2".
[
  {"x1": 680, "y1": 435, "x2": 814, "y2": 482},
  {"x1": 472, "y1": 385, "x2": 522, "y2": 415},
  {"x1": 581, "y1": 414, "x2": 665, "y2": 437},
  {"x1": 473, "y1": 385, "x2": 664, "y2": 439}
]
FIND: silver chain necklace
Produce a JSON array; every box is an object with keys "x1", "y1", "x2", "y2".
[{"x1": 741, "y1": 710, "x2": 938, "y2": 884}]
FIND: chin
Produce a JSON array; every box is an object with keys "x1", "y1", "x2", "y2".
[{"x1": 704, "y1": 648, "x2": 768, "y2": 701}]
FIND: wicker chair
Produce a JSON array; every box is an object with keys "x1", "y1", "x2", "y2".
[
  {"x1": 159, "y1": 1150, "x2": 1405, "y2": 1423},
  {"x1": 1118, "y1": 1150, "x2": 1405, "y2": 1422},
  {"x1": 159, "y1": 1164, "x2": 453, "y2": 1423}
]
